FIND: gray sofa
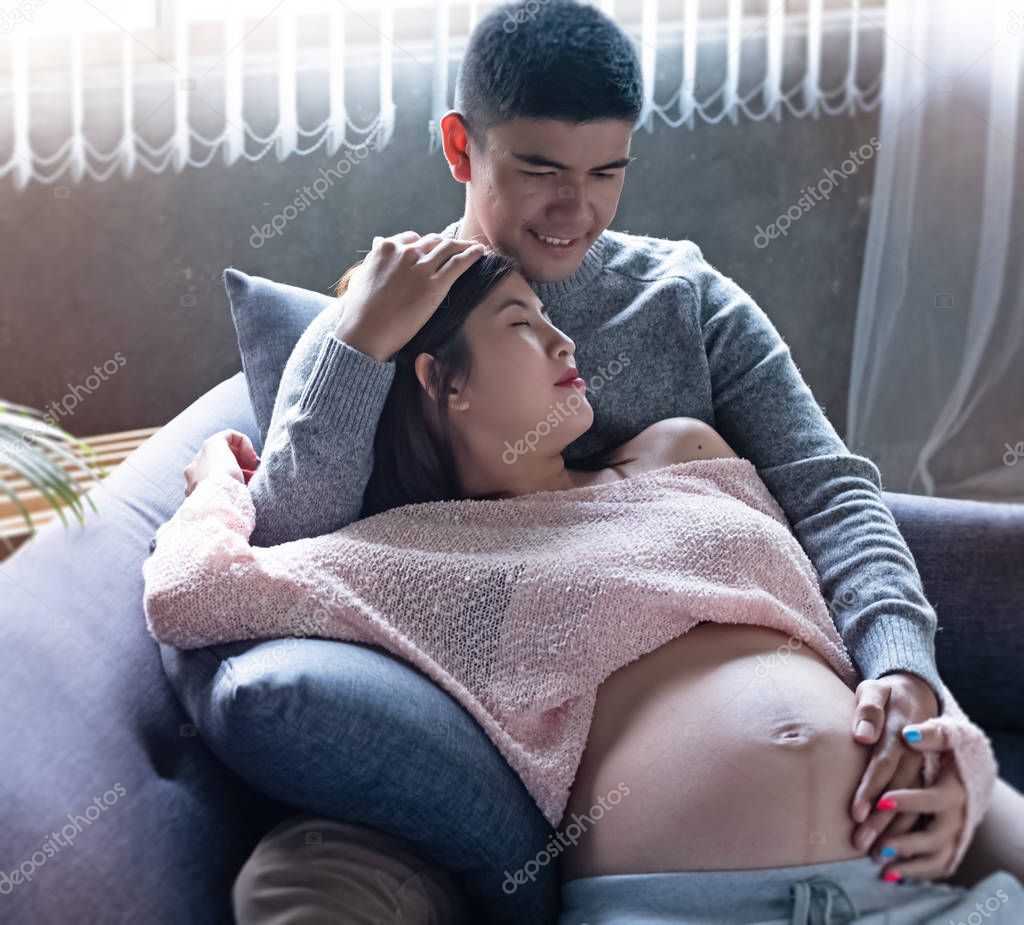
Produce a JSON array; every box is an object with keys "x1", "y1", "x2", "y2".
[{"x1": 1, "y1": 369, "x2": 1022, "y2": 923}]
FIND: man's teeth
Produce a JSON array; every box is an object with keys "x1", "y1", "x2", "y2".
[{"x1": 535, "y1": 232, "x2": 575, "y2": 245}]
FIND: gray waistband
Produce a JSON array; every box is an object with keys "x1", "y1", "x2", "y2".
[{"x1": 560, "y1": 856, "x2": 909, "y2": 921}]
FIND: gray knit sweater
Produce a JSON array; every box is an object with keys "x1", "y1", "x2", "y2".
[{"x1": 244, "y1": 218, "x2": 943, "y2": 702}]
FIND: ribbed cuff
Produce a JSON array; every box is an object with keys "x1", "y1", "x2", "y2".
[
  {"x1": 855, "y1": 615, "x2": 945, "y2": 713},
  {"x1": 298, "y1": 332, "x2": 397, "y2": 443}
]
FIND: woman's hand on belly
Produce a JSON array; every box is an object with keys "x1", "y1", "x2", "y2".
[
  {"x1": 848, "y1": 674, "x2": 941, "y2": 853},
  {"x1": 867, "y1": 724, "x2": 968, "y2": 883}
]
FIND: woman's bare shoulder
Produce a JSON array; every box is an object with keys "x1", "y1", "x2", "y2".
[{"x1": 619, "y1": 417, "x2": 740, "y2": 473}]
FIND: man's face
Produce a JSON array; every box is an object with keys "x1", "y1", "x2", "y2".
[{"x1": 450, "y1": 116, "x2": 633, "y2": 283}]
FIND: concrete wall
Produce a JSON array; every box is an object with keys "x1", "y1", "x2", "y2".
[{"x1": 0, "y1": 27, "x2": 881, "y2": 443}]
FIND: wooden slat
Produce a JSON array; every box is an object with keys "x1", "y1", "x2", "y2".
[{"x1": 0, "y1": 425, "x2": 161, "y2": 559}]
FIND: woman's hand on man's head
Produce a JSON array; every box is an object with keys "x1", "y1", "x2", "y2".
[{"x1": 183, "y1": 429, "x2": 260, "y2": 497}]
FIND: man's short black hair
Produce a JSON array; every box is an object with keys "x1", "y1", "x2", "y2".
[{"x1": 454, "y1": 0, "x2": 644, "y2": 148}]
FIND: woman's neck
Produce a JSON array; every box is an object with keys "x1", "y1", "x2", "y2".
[{"x1": 453, "y1": 442, "x2": 600, "y2": 499}]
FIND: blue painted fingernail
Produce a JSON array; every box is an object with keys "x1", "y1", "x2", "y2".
[
  {"x1": 880, "y1": 846, "x2": 897, "y2": 858},
  {"x1": 903, "y1": 728, "x2": 921, "y2": 742}
]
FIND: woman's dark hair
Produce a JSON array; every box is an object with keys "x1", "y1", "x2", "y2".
[
  {"x1": 454, "y1": 0, "x2": 644, "y2": 151},
  {"x1": 331, "y1": 251, "x2": 635, "y2": 518}
]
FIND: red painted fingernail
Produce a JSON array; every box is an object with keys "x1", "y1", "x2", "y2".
[
  {"x1": 883, "y1": 869, "x2": 902, "y2": 883},
  {"x1": 876, "y1": 798, "x2": 897, "y2": 811}
]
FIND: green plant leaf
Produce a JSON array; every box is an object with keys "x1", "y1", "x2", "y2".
[
  {"x1": 0, "y1": 441, "x2": 79, "y2": 529},
  {"x1": 25, "y1": 433, "x2": 104, "y2": 518},
  {"x1": 0, "y1": 471, "x2": 33, "y2": 553},
  {"x1": 0, "y1": 405, "x2": 111, "y2": 539}
]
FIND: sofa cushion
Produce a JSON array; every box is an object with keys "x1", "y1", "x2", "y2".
[
  {"x1": 223, "y1": 267, "x2": 335, "y2": 445},
  {"x1": 883, "y1": 489, "x2": 1024, "y2": 736},
  {"x1": 0, "y1": 372, "x2": 292, "y2": 924},
  {"x1": 165, "y1": 636, "x2": 560, "y2": 924}
]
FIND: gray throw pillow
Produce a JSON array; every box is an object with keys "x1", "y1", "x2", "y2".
[{"x1": 222, "y1": 267, "x2": 336, "y2": 444}]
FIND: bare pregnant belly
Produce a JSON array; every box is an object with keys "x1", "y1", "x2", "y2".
[{"x1": 560, "y1": 622, "x2": 872, "y2": 881}]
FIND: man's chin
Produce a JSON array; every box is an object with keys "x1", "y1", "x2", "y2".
[{"x1": 518, "y1": 257, "x2": 586, "y2": 286}]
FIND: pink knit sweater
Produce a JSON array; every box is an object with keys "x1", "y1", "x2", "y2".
[{"x1": 142, "y1": 457, "x2": 997, "y2": 877}]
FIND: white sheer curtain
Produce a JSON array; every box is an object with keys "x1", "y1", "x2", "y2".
[
  {"x1": 0, "y1": 0, "x2": 881, "y2": 189},
  {"x1": 848, "y1": 0, "x2": 1024, "y2": 502}
]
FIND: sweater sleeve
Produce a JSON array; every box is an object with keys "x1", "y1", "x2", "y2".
[
  {"x1": 142, "y1": 471, "x2": 376, "y2": 650},
  {"x1": 917, "y1": 682, "x2": 999, "y2": 878},
  {"x1": 688, "y1": 244, "x2": 945, "y2": 709},
  {"x1": 246, "y1": 301, "x2": 397, "y2": 547}
]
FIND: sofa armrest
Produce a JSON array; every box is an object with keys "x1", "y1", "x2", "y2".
[{"x1": 882, "y1": 490, "x2": 1024, "y2": 735}]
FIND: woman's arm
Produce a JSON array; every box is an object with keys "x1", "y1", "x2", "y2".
[{"x1": 143, "y1": 464, "x2": 376, "y2": 650}]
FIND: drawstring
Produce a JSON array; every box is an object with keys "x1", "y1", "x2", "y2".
[{"x1": 789, "y1": 875, "x2": 857, "y2": 925}]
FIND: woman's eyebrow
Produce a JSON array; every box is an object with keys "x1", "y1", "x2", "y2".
[
  {"x1": 512, "y1": 153, "x2": 636, "y2": 171},
  {"x1": 496, "y1": 298, "x2": 551, "y2": 317}
]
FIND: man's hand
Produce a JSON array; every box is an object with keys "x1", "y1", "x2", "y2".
[
  {"x1": 870, "y1": 725, "x2": 967, "y2": 882},
  {"x1": 184, "y1": 429, "x2": 260, "y2": 496},
  {"x1": 335, "y1": 231, "x2": 487, "y2": 361},
  {"x1": 848, "y1": 672, "x2": 940, "y2": 853}
]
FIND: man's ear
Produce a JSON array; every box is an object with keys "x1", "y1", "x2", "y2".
[
  {"x1": 413, "y1": 352, "x2": 470, "y2": 410},
  {"x1": 440, "y1": 110, "x2": 472, "y2": 183}
]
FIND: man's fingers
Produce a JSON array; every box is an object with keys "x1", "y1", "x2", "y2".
[
  {"x1": 868, "y1": 753, "x2": 923, "y2": 841},
  {"x1": 852, "y1": 679, "x2": 891, "y2": 743},
  {"x1": 852, "y1": 750, "x2": 920, "y2": 847},
  {"x1": 850, "y1": 742, "x2": 901, "y2": 824}
]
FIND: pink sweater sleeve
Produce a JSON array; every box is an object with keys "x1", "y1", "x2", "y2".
[
  {"x1": 142, "y1": 472, "x2": 376, "y2": 650},
  {"x1": 916, "y1": 681, "x2": 998, "y2": 879}
]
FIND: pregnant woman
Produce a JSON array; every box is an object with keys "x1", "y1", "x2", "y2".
[{"x1": 144, "y1": 244, "x2": 1023, "y2": 924}]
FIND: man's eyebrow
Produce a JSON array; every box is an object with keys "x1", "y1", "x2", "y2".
[
  {"x1": 497, "y1": 298, "x2": 549, "y2": 315},
  {"x1": 512, "y1": 153, "x2": 638, "y2": 171}
]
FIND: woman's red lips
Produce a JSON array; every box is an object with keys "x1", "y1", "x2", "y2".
[{"x1": 554, "y1": 369, "x2": 586, "y2": 390}]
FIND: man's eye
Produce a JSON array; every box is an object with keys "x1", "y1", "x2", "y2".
[
  {"x1": 521, "y1": 171, "x2": 554, "y2": 178},
  {"x1": 594, "y1": 173, "x2": 615, "y2": 179},
  {"x1": 512, "y1": 321, "x2": 531, "y2": 327}
]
